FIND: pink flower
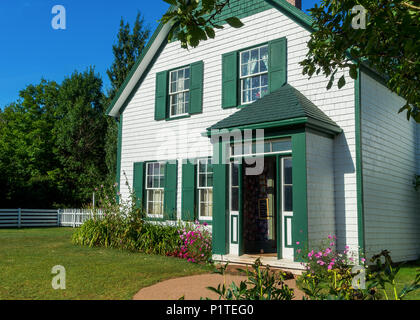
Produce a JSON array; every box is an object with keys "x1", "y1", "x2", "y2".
[
  {"x1": 297, "y1": 249, "x2": 301, "y2": 254},
  {"x1": 296, "y1": 241, "x2": 300, "y2": 245},
  {"x1": 328, "y1": 235, "x2": 333, "y2": 240},
  {"x1": 317, "y1": 260, "x2": 325, "y2": 266},
  {"x1": 361, "y1": 258, "x2": 366, "y2": 263},
  {"x1": 328, "y1": 264, "x2": 333, "y2": 270}
]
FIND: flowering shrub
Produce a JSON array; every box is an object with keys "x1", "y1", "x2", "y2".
[
  {"x1": 297, "y1": 235, "x2": 373, "y2": 300},
  {"x1": 297, "y1": 236, "x2": 420, "y2": 300},
  {"x1": 170, "y1": 220, "x2": 212, "y2": 264}
]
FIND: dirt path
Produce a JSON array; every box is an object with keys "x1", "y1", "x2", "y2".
[{"x1": 133, "y1": 272, "x2": 304, "y2": 300}]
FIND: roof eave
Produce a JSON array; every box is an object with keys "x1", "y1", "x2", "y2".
[{"x1": 106, "y1": 18, "x2": 175, "y2": 118}]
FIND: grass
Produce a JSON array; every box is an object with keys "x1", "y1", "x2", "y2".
[
  {"x1": 0, "y1": 228, "x2": 213, "y2": 300},
  {"x1": 383, "y1": 260, "x2": 420, "y2": 300}
]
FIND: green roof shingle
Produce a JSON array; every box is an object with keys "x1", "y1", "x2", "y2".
[{"x1": 208, "y1": 84, "x2": 340, "y2": 132}]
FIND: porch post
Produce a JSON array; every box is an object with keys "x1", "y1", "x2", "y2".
[
  {"x1": 291, "y1": 132, "x2": 308, "y2": 262},
  {"x1": 212, "y1": 139, "x2": 229, "y2": 255}
]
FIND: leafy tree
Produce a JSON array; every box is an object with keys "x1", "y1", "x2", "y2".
[
  {"x1": 0, "y1": 80, "x2": 60, "y2": 208},
  {"x1": 161, "y1": 0, "x2": 243, "y2": 48},
  {"x1": 53, "y1": 68, "x2": 107, "y2": 207},
  {"x1": 162, "y1": 0, "x2": 420, "y2": 122},
  {"x1": 104, "y1": 13, "x2": 151, "y2": 184}
]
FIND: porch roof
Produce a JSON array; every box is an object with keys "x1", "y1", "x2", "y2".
[{"x1": 207, "y1": 84, "x2": 341, "y2": 134}]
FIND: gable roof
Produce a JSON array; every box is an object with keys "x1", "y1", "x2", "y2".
[
  {"x1": 207, "y1": 83, "x2": 341, "y2": 134},
  {"x1": 106, "y1": 0, "x2": 314, "y2": 117}
]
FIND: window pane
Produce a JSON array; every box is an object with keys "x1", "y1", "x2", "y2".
[
  {"x1": 251, "y1": 48, "x2": 258, "y2": 61},
  {"x1": 147, "y1": 175, "x2": 153, "y2": 188},
  {"x1": 261, "y1": 74, "x2": 268, "y2": 87},
  {"x1": 231, "y1": 187, "x2": 239, "y2": 212},
  {"x1": 272, "y1": 140, "x2": 292, "y2": 153},
  {"x1": 284, "y1": 186, "x2": 293, "y2": 212},
  {"x1": 184, "y1": 79, "x2": 190, "y2": 90},
  {"x1": 184, "y1": 67, "x2": 190, "y2": 79},
  {"x1": 264, "y1": 143, "x2": 271, "y2": 153},
  {"x1": 199, "y1": 174, "x2": 206, "y2": 188},
  {"x1": 207, "y1": 173, "x2": 213, "y2": 187},
  {"x1": 261, "y1": 87, "x2": 268, "y2": 98},
  {"x1": 260, "y1": 46, "x2": 268, "y2": 60},
  {"x1": 284, "y1": 159, "x2": 293, "y2": 184},
  {"x1": 153, "y1": 163, "x2": 160, "y2": 175},
  {"x1": 199, "y1": 161, "x2": 206, "y2": 173},
  {"x1": 252, "y1": 89, "x2": 259, "y2": 101},
  {"x1": 241, "y1": 64, "x2": 249, "y2": 77},
  {"x1": 160, "y1": 175, "x2": 165, "y2": 188},
  {"x1": 252, "y1": 76, "x2": 260, "y2": 88},
  {"x1": 250, "y1": 60, "x2": 259, "y2": 74},
  {"x1": 260, "y1": 60, "x2": 268, "y2": 73},
  {"x1": 243, "y1": 78, "x2": 251, "y2": 90},
  {"x1": 243, "y1": 89, "x2": 251, "y2": 103},
  {"x1": 153, "y1": 176, "x2": 160, "y2": 188},
  {"x1": 231, "y1": 163, "x2": 239, "y2": 187},
  {"x1": 171, "y1": 71, "x2": 177, "y2": 82},
  {"x1": 241, "y1": 51, "x2": 250, "y2": 64}
]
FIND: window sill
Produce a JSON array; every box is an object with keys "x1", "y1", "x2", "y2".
[{"x1": 165, "y1": 114, "x2": 191, "y2": 121}]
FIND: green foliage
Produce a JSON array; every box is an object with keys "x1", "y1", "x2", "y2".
[
  {"x1": 0, "y1": 80, "x2": 61, "y2": 208},
  {"x1": 297, "y1": 238, "x2": 420, "y2": 300},
  {"x1": 161, "y1": 0, "x2": 243, "y2": 49},
  {"x1": 72, "y1": 177, "x2": 182, "y2": 256},
  {"x1": 301, "y1": 0, "x2": 420, "y2": 122},
  {"x1": 52, "y1": 68, "x2": 108, "y2": 207},
  {"x1": 205, "y1": 259, "x2": 294, "y2": 300}
]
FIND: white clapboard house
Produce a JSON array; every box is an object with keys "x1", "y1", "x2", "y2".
[{"x1": 106, "y1": 0, "x2": 420, "y2": 267}]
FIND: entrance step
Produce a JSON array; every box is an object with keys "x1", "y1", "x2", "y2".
[{"x1": 213, "y1": 254, "x2": 306, "y2": 275}]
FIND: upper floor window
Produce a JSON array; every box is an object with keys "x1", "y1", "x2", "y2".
[
  {"x1": 240, "y1": 45, "x2": 269, "y2": 104},
  {"x1": 169, "y1": 67, "x2": 190, "y2": 117}
]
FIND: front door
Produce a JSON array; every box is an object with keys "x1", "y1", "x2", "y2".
[{"x1": 242, "y1": 156, "x2": 277, "y2": 255}]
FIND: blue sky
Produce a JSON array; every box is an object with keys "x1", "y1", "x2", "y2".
[{"x1": 0, "y1": 0, "x2": 319, "y2": 109}]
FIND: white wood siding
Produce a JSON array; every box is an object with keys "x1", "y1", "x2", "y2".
[
  {"x1": 119, "y1": 8, "x2": 358, "y2": 249},
  {"x1": 361, "y1": 72, "x2": 420, "y2": 262},
  {"x1": 306, "y1": 131, "x2": 336, "y2": 247}
]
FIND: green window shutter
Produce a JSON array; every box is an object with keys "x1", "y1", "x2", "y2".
[
  {"x1": 269, "y1": 37, "x2": 287, "y2": 93},
  {"x1": 181, "y1": 161, "x2": 196, "y2": 221},
  {"x1": 155, "y1": 71, "x2": 168, "y2": 120},
  {"x1": 189, "y1": 61, "x2": 204, "y2": 115},
  {"x1": 133, "y1": 162, "x2": 145, "y2": 210},
  {"x1": 164, "y1": 160, "x2": 178, "y2": 220},
  {"x1": 221, "y1": 51, "x2": 238, "y2": 109}
]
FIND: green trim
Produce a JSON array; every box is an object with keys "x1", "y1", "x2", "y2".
[
  {"x1": 212, "y1": 141, "x2": 229, "y2": 255},
  {"x1": 264, "y1": 0, "x2": 314, "y2": 32},
  {"x1": 115, "y1": 115, "x2": 123, "y2": 204},
  {"x1": 238, "y1": 162, "x2": 244, "y2": 256},
  {"x1": 105, "y1": 5, "x2": 176, "y2": 116},
  {"x1": 291, "y1": 132, "x2": 308, "y2": 262},
  {"x1": 181, "y1": 159, "x2": 197, "y2": 221},
  {"x1": 276, "y1": 154, "x2": 283, "y2": 259},
  {"x1": 284, "y1": 216, "x2": 294, "y2": 248},
  {"x1": 355, "y1": 69, "x2": 366, "y2": 256},
  {"x1": 230, "y1": 215, "x2": 239, "y2": 244}
]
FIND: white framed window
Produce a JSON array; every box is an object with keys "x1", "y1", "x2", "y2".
[
  {"x1": 282, "y1": 157, "x2": 293, "y2": 213},
  {"x1": 230, "y1": 138, "x2": 292, "y2": 158},
  {"x1": 197, "y1": 158, "x2": 213, "y2": 220},
  {"x1": 240, "y1": 45, "x2": 269, "y2": 104},
  {"x1": 230, "y1": 161, "x2": 240, "y2": 213},
  {"x1": 146, "y1": 162, "x2": 165, "y2": 217},
  {"x1": 169, "y1": 67, "x2": 190, "y2": 117}
]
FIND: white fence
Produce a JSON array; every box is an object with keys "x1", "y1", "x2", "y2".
[
  {"x1": 0, "y1": 209, "x2": 103, "y2": 229},
  {"x1": 58, "y1": 209, "x2": 104, "y2": 228}
]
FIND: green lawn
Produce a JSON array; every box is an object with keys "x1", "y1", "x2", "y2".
[{"x1": 0, "y1": 228, "x2": 212, "y2": 300}]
